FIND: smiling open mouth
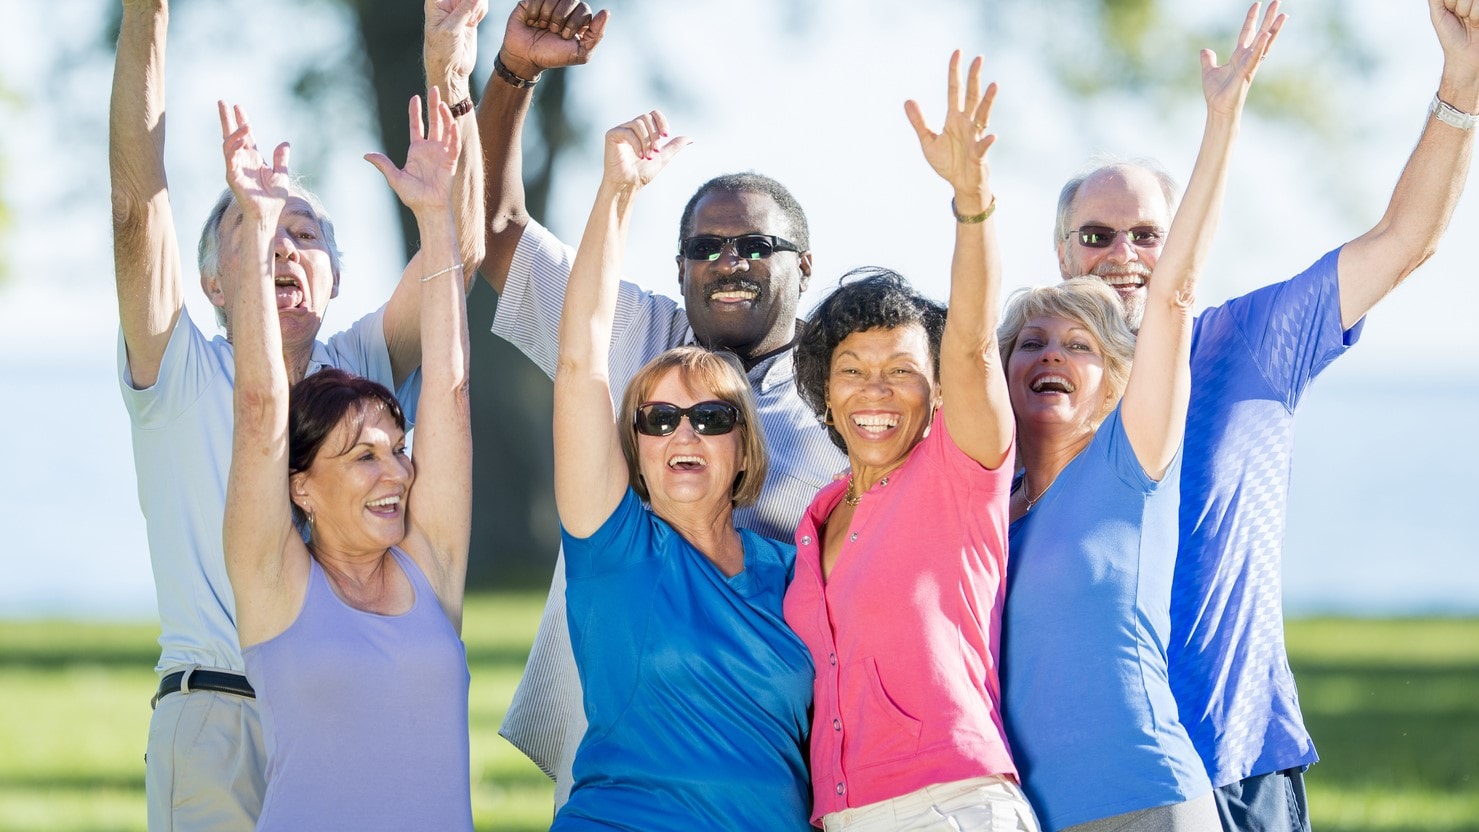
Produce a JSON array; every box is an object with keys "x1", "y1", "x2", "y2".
[
  {"x1": 275, "y1": 275, "x2": 305, "y2": 310},
  {"x1": 1030, "y1": 374, "x2": 1077, "y2": 393},
  {"x1": 668, "y1": 455, "x2": 707, "y2": 471},
  {"x1": 707, "y1": 281, "x2": 761, "y2": 304},
  {"x1": 852, "y1": 413, "x2": 899, "y2": 435}
]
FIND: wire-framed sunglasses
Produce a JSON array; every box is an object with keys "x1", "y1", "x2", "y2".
[
  {"x1": 1068, "y1": 225, "x2": 1165, "y2": 249},
  {"x1": 678, "y1": 234, "x2": 801, "y2": 262},
  {"x1": 633, "y1": 400, "x2": 742, "y2": 437}
]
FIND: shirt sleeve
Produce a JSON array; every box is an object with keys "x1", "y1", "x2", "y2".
[
  {"x1": 490, "y1": 219, "x2": 690, "y2": 384},
  {"x1": 561, "y1": 487, "x2": 662, "y2": 580},
  {"x1": 321, "y1": 305, "x2": 423, "y2": 426},
  {"x1": 118, "y1": 305, "x2": 219, "y2": 428},
  {"x1": 919, "y1": 410, "x2": 1015, "y2": 496},
  {"x1": 1207, "y1": 247, "x2": 1361, "y2": 410},
  {"x1": 1093, "y1": 405, "x2": 1177, "y2": 495}
]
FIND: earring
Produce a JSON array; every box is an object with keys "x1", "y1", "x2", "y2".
[
  {"x1": 822, "y1": 406, "x2": 834, "y2": 426},
  {"x1": 306, "y1": 511, "x2": 315, "y2": 543}
]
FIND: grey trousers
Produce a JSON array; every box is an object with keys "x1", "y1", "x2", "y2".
[{"x1": 146, "y1": 675, "x2": 266, "y2": 832}]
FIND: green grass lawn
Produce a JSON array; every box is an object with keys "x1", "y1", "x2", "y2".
[{"x1": 0, "y1": 600, "x2": 1474, "y2": 831}]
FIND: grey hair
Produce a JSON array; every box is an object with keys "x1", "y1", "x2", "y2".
[
  {"x1": 1053, "y1": 155, "x2": 1181, "y2": 249},
  {"x1": 998, "y1": 277, "x2": 1138, "y2": 422},
  {"x1": 197, "y1": 183, "x2": 343, "y2": 328}
]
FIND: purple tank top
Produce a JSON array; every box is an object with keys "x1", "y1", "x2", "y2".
[{"x1": 243, "y1": 547, "x2": 472, "y2": 831}]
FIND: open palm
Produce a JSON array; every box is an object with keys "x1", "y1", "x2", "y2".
[
  {"x1": 365, "y1": 88, "x2": 460, "y2": 213},
  {"x1": 905, "y1": 51, "x2": 998, "y2": 195},
  {"x1": 1202, "y1": 1, "x2": 1286, "y2": 119},
  {"x1": 218, "y1": 102, "x2": 290, "y2": 220}
]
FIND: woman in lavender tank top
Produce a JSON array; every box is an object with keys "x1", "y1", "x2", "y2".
[{"x1": 219, "y1": 87, "x2": 474, "y2": 831}]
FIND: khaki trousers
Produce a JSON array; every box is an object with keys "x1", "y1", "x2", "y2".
[{"x1": 145, "y1": 671, "x2": 266, "y2": 832}]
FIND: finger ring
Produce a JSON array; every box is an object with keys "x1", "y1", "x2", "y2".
[{"x1": 976, "y1": 122, "x2": 989, "y2": 131}]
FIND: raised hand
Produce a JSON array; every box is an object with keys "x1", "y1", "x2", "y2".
[
  {"x1": 365, "y1": 87, "x2": 461, "y2": 214},
  {"x1": 500, "y1": 0, "x2": 609, "y2": 79},
  {"x1": 426, "y1": 0, "x2": 488, "y2": 81},
  {"x1": 1431, "y1": 0, "x2": 1479, "y2": 94},
  {"x1": 600, "y1": 110, "x2": 690, "y2": 192},
  {"x1": 1201, "y1": 1, "x2": 1286, "y2": 119},
  {"x1": 218, "y1": 101, "x2": 290, "y2": 221},
  {"x1": 904, "y1": 51, "x2": 998, "y2": 198}
]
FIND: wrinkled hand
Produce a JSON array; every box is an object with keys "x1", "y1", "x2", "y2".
[
  {"x1": 426, "y1": 0, "x2": 488, "y2": 81},
  {"x1": 905, "y1": 51, "x2": 998, "y2": 196},
  {"x1": 601, "y1": 110, "x2": 690, "y2": 192},
  {"x1": 500, "y1": 0, "x2": 609, "y2": 78},
  {"x1": 365, "y1": 87, "x2": 461, "y2": 213},
  {"x1": 1202, "y1": 1, "x2": 1285, "y2": 119},
  {"x1": 1431, "y1": 0, "x2": 1479, "y2": 91},
  {"x1": 218, "y1": 101, "x2": 290, "y2": 222}
]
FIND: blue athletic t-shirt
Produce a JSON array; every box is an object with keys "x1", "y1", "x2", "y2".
[
  {"x1": 554, "y1": 487, "x2": 814, "y2": 832},
  {"x1": 1170, "y1": 248, "x2": 1360, "y2": 788},
  {"x1": 1004, "y1": 408, "x2": 1208, "y2": 832}
]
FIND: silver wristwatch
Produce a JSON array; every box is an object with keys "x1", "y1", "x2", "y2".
[{"x1": 1430, "y1": 94, "x2": 1478, "y2": 131}]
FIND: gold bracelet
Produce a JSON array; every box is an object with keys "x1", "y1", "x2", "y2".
[
  {"x1": 952, "y1": 194, "x2": 997, "y2": 224},
  {"x1": 420, "y1": 263, "x2": 464, "y2": 283}
]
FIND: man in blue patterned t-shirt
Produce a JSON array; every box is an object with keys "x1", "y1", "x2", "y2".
[{"x1": 1050, "y1": 4, "x2": 1479, "y2": 830}]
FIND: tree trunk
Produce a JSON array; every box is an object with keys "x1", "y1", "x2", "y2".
[{"x1": 352, "y1": 0, "x2": 560, "y2": 588}]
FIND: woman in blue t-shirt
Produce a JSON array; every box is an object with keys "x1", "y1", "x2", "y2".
[
  {"x1": 546, "y1": 111, "x2": 813, "y2": 831},
  {"x1": 998, "y1": 5, "x2": 1285, "y2": 831}
]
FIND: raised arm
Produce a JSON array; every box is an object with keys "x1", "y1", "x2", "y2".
[
  {"x1": 1336, "y1": 0, "x2": 1479, "y2": 329},
  {"x1": 553, "y1": 112, "x2": 688, "y2": 536},
  {"x1": 904, "y1": 51, "x2": 1012, "y2": 470},
  {"x1": 110, "y1": 0, "x2": 182, "y2": 389},
  {"x1": 218, "y1": 105, "x2": 309, "y2": 649},
  {"x1": 477, "y1": 0, "x2": 608, "y2": 293},
  {"x1": 368, "y1": 91, "x2": 471, "y2": 630},
  {"x1": 380, "y1": 0, "x2": 489, "y2": 387},
  {"x1": 1123, "y1": 1, "x2": 1285, "y2": 478}
]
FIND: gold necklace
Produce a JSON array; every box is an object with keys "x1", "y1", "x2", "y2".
[{"x1": 844, "y1": 474, "x2": 888, "y2": 507}]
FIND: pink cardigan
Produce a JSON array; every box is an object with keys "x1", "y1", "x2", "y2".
[{"x1": 783, "y1": 413, "x2": 1017, "y2": 824}]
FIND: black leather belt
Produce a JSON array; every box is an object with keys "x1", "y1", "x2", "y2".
[{"x1": 151, "y1": 669, "x2": 256, "y2": 708}]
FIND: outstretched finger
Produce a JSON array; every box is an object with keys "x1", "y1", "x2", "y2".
[
  {"x1": 903, "y1": 99, "x2": 935, "y2": 146},
  {"x1": 970, "y1": 81, "x2": 998, "y2": 133},
  {"x1": 428, "y1": 87, "x2": 444, "y2": 143},
  {"x1": 1259, "y1": 11, "x2": 1287, "y2": 60},
  {"x1": 409, "y1": 94, "x2": 427, "y2": 144},
  {"x1": 272, "y1": 142, "x2": 291, "y2": 175},
  {"x1": 964, "y1": 55, "x2": 984, "y2": 116},
  {"x1": 364, "y1": 152, "x2": 398, "y2": 186},
  {"x1": 946, "y1": 50, "x2": 963, "y2": 115},
  {"x1": 1201, "y1": 48, "x2": 1218, "y2": 74},
  {"x1": 1236, "y1": 2, "x2": 1261, "y2": 50},
  {"x1": 217, "y1": 100, "x2": 233, "y2": 138}
]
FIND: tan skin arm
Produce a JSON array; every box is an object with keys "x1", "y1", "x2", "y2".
[
  {"x1": 381, "y1": 0, "x2": 489, "y2": 389},
  {"x1": 476, "y1": 0, "x2": 608, "y2": 294},
  {"x1": 1122, "y1": 2, "x2": 1284, "y2": 479},
  {"x1": 110, "y1": 0, "x2": 182, "y2": 390},
  {"x1": 904, "y1": 51, "x2": 1013, "y2": 471},
  {"x1": 1335, "y1": 0, "x2": 1479, "y2": 330}
]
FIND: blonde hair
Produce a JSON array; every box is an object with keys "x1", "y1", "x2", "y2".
[
  {"x1": 997, "y1": 278, "x2": 1137, "y2": 419},
  {"x1": 618, "y1": 347, "x2": 768, "y2": 508}
]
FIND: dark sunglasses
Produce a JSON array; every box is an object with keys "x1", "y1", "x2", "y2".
[
  {"x1": 679, "y1": 234, "x2": 800, "y2": 262},
  {"x1": 1069, "y1": 225, "x2": 1165, "y2": 249},
  {"x1": 633, "y1": 400, "x2": 742, "y2": 437}
]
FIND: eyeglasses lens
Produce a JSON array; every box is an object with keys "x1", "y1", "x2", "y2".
[
  {"x1": 635, "y1": 402, "x2": 739, "y2": 436},
  {"x1": 1076, "y1": 226, "x2": 1163, "y2": 249}
]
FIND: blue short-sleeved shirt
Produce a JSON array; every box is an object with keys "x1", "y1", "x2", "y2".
[
  {"x1": 1170, "y1": 248, "x2": 1360, "y2": 788},
  {"x1": 554, "y1": 488, "x2": 814, "y2": 832},
  {"x1": 1004, "y1": 408, "x2": 1209, "y2": 832}
]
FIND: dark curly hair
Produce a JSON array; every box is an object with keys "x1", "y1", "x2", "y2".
[
  {"x1": 795, "y1": 267, "x2": 946, "y2": 451},
  {"x1": 288, "y1": 368, "x2": 406, "y2": 526},
  {"x1": 677, "y1": 172, "x2": 811, "y2": 252}
]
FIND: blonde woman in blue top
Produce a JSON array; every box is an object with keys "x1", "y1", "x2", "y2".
[
  {"x1": 1000, "y1": 4, "x2": 1285, "y2": 831},
  {"x1": 549, "y1": 111, "x2": 813, "y2": 830}
]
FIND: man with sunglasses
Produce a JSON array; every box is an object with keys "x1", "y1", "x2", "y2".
[
  {"x1": 475, "y1": 2, "x2": 846, "y2": 807},
  {"x1": 1053, "y1": 3, "x2": 1479, "y2": 830}
]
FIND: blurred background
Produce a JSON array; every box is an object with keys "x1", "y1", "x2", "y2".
[{"x1": 0, "y1": 0, "x2": 1475, "y2": 828}]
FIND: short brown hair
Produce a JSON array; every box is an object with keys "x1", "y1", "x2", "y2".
[
  {"x1": 997, "y1": 278, "x2": 1137, "y2": 422},
  {"x1": 618, "y1": 347, "x2": 768, "y2": 508}
]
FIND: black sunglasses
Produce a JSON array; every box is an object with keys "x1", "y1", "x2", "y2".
[
  {"x1": 679, "y1": 234, "x2": 800, "y2": 262},
  {"x1": 1069, "y1": 225, "x2": 1165, "y2": 249},
  {"x1": 634, "y1": 400, "x2": 742, "y2": 437}
]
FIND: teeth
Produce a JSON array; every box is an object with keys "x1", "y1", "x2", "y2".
[
  {"x1": 1101, "y1": 274, "x2": 1144, "y2": 287},
  {"x1": 852, "y1": 414, "x2": 899, "y2": 431},
  {"x1": 710, "y1": 290, "x2": 757, "y2": 301},
  {"x1": 1030, "y1": 374, "x2": 1077, "y2": 393},
  {"x1": 367, "y1": 496, "x2": 401, "y2": 508},
  {"x1": 668, "y1": 455, "x2": 706, "y2": 468}
]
